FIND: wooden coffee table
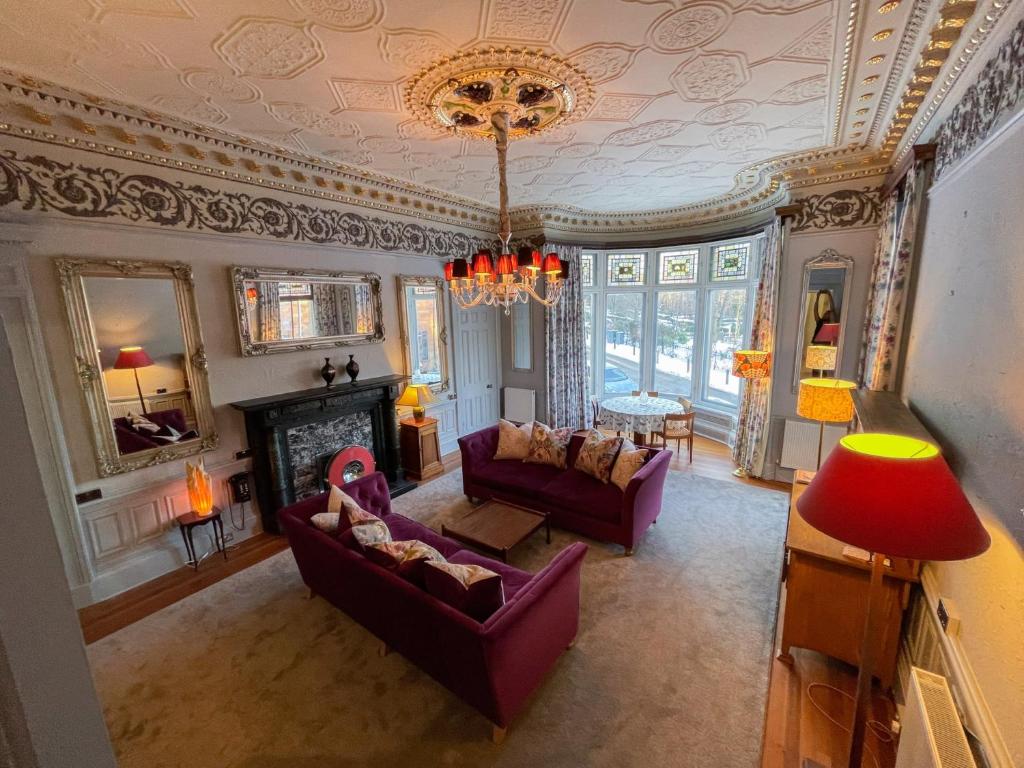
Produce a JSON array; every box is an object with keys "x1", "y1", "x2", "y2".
[{"x1": 441, "y1": 499, "x2": 550, "y2": 563}]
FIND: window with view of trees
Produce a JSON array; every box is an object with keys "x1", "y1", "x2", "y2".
[{"x1": 582, "y1": 236, "x2": 760, "y2": 412}]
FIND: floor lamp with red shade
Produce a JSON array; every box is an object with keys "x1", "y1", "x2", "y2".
[{"x1": 796, "y1": 433, "x2": 990, "y2": 768}]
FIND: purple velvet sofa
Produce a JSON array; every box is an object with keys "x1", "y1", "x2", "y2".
[
  {"x1": 458, "y1": 426, "x2": 672, "y2": 554},
  {"x1": 112, "y1": 408, "x2": 196, "y2": 455},
  {"x1": 279, "y1": 471, "x2": 587, "y2": 740}
]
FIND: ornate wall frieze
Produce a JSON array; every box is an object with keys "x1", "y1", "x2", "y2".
[
  {"x1": 788, "y1": 187, "x2": 883, "y2": 232},
  {"x1": 0, "y1": 150, "x2": 494, "y2": 258},
  {"x1": 934, "y1": 17, "x2": 1024, "y2": 180}
]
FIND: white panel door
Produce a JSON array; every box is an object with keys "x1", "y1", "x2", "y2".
[{"x1": 453, "y1": 304, "x2": 500, "y2": 435}]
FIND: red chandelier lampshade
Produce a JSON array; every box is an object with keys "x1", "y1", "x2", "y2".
[
  {"x1": 443, "y1": 261, "x2": 454, "y2": 281},
  {"x1": 495, "y1": 253, "x2": 517, "y2": 276},
  {"x1": 541, "y1": 252, "x2": 561, "y2": 275},
  {"x1": 451, "y1": 258, "x2": 469, "y2": 279},
  {"x1": 797, "y1": 433, "x2": 990, "y2": 561},
  {"x1": 114, "y1": 346, "x2": 154, "y2": 370},
  {"x1": 526, "y1": 249, "x2": 542, "y2": 272},
  {"x1": 473, "y1": 250, "x2": 494, "y2": 276}
]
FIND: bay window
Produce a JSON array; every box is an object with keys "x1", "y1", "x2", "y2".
[{"x1": 582, "y1": 235, "x2": 760, "y2": 414}]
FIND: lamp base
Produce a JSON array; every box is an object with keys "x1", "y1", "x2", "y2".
[
  {"x1": 412, "y1": 405, "x2": 426, "y2": 421},
  {"x1": 732, "y1": 467, "x2": 749, "y2": 478}
]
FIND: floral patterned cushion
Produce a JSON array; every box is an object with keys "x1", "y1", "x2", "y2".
[
  {"x1": 423, "y1": 561, "x2": 505, "y2": 622},
  {"x1": 310, "y1": 512, "x2": 341, "y2": 533},
  {"x1": 349, "y1": 519, "x2": 392, "y2": 550},
  {"x1": 610, "y1": 442, "x2": 649, "y2": 492},
  {"x1": 364, "y1": 539, "x2": 447, "y2": 586},
  {"x1": 494, "y1": 418, "x2": 534, "y2": 460},
  {"x1": 574, "y1": 429, "x2": 624, "y2": 483},
  {"x1": 524, "y1": 422, "x2": 574, "y2": 469}
]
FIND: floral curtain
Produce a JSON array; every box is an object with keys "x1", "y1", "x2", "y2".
[
  {"x1": 859, "y1": 159, "x2": 929, "y2": 390},
  {"x1": 732, "y1": 218, "x2": 784, "y2": 477},
  {"x1": 545, "y1": 243, "x2": 591, "y2": 430},
  {"x1": 312, "y1": 283, "x2": 339, "y2": 336}
]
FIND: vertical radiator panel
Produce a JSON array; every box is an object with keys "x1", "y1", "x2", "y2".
[
  {"x1": 779, "y1": 419, "x2": 848, "y2": 470},
  {"x1": 502, "y1": 387, "x2": 535, "y2": 424}
]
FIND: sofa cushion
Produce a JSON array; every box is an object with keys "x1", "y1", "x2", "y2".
[
  {"x1": 540, "y1": 469, "x2": 624, "y2": 523},
  {"x1": 310, "y1": 512, "x2": 341, "y2": 533},
  {"x1": 574, "y1": 429, "x2": 623, "y2": 483},
  {"x1": 448, "y1": 550, "x2": 534, "y2": 601},
  {"x1": 350, "y1": 519, "x2": 391, "y2": 550},
  {"x1": 473, "y1": 459, "x2": 563, "y2": 495},
  {"x1": 424, "y1": 561, "x2": 505, "y2": 622},
  {"x1": 611, "y1": 443, "x2": 650, "y2": 492},
  {"x1": 494, "y1": 418, "x2": 533, "y2": 460},
  {"x1": 384, "y1": 514, "x2": 464, "y2": 558},
  {"x1": 364, "y1": 540, "x2": 447, "y2": 586},
  {"x1": 524, "y1": 422, "x2": 573, "y2": 469}
]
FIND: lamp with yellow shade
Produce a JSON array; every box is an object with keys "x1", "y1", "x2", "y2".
[
  {"x1": 396, "y1": 383, "x2": 437, "y2": 422},
  {"x1": 797, "y1": 377, "x2": 855, "y2": 469},
  {"x1": 731, "y1": 350, "x2": 772, "y2": 477}
]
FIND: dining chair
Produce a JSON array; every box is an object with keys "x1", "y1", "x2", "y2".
[
  {"x1": 647, "y1": 391, "x2": 659, "y2": 398},
  {"x1": 654, "y1": 411, "x2": 695, "y2": 463},
  {"x1": 630, "y1": 390, "x2": 642, "y2": 397}
]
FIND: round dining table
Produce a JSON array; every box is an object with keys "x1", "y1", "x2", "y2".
[{"x1": 598, "y1": 396, "x2": 685, "y2": 446}]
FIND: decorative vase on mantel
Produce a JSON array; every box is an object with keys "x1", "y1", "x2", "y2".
[
  {"x1": 345, "y1": 354, "x2": 360, "y2": 383},
  {"x1": 320, "y1": 357, "x2": 336, "y2": 388}
]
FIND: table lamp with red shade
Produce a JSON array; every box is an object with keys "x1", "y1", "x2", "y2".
[
  {"x1": 114, "y1": 345, "x2": 154, "y2": 415},
  {"x1": 797, "y1": 433, "x2": 990, "y2": 768}
]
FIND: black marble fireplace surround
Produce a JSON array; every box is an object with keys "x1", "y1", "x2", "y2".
[{"x1": 231, "y1": 374, "x2": 414, "y2": 533}]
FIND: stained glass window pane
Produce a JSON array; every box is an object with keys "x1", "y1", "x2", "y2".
[
  {"x1": 711, "y1": 242, "x2": 750, "y2": 281},
  {"x1": 659, "y1": 250, "x2": 698, "y2": 284},
  {"x1": 607, "y1": 253, "x2": 646, "y2": 286},
  {"x1": 580, "y1": 253, "x2": 595, "y2": 287}
]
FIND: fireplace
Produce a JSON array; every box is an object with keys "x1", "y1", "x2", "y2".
[{"x1": 231, "y1": 374, "x2": 415, "y2": 533}]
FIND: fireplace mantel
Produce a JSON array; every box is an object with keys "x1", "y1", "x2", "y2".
[{"x1": 231, "y1": 374, "x2": 413, "y2": 532}]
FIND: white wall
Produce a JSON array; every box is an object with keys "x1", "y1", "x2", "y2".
[
  {"x1": 900, "y1": 113, "x2": 1024, "y2": 766},
  {"x1": 0, "y1": 318, "x2": 116, "y2": 768}
]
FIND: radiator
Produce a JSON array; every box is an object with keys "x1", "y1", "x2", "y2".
[
  {"x1": 779, "y1": 419, "x2": 848, "y2": 470},
  {"x1": 896, "y1": 668, "x2": 976, "y2": 768},
  {"x1": 502, "y1": 387, "x2": 535, "y2": 424}
]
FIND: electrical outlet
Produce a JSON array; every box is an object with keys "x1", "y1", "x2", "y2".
[{"x1": 937, "y1": 597, "x2": 961, "y2": 636}]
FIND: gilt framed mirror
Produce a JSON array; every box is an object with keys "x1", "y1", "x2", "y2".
[
  {"x1": 396, "y1": 275, "x2": 449, "y2": 393},
  {"x1": 56, "y1": 258, "x2": 218, "y2": 477},
  {"x1": 232, "y1": 266, "x2": 384, "y2": 356},
  {"x1": 792, "y1": 248, "x2": 854, "y2": 391}
]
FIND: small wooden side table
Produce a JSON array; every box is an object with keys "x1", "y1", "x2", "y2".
[
  {"x1": 176, "y1": 507, "x2": 228, "y2": 571},
  {"x1": 399, "y1": 416, "x2": 444, "y2": 481}
]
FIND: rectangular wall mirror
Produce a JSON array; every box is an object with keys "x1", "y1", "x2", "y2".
[
  {"x1": 56, "y1": 258, "x2": 218, "y2": 476},
  {"x1": 792, "y1": 248, "x2": 854, "y2": 391},
  {"x1": 396, "y1": 275, "x2": 448, "y2": 392},
  {"x1": 511, "y1": 301, "x2": 533, "y2": 372},
  {"x1": 232, "y1": 266, "x2": 384, "y2": 355}
]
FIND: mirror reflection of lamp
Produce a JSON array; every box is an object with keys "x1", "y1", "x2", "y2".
[
  {"x1": 185, "y1": 459, "x2": 213, "y2": 517},
  {"x1": 245, "y1": 285, "x2": 258, "y2": 308},
  {"x1": 114, "y1": 345, "x2": 154, "y2": 415},
  {"x1": 804, "y1": 344, "x2": 838, "y2": 377}
]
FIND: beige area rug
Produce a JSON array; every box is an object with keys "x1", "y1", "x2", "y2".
[{"x1": 88, "y1": 469, "x2": 788, "y2": 768}]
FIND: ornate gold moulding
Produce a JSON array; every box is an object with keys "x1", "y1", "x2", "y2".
[
  {"x1": 403, "y1": 47, "x2": 593, "y2": 142},
  {"x1": 1, "y1": 62, "x2": 890, "y2": 236}
]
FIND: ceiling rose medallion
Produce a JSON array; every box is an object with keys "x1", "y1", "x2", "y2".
[{"x1": 405, "y1": 48, "x2": 594, "y2": 313}]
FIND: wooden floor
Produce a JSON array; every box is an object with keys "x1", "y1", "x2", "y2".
[{"x1": 78, "y1": 435, "x2": 890, "y2": 767}]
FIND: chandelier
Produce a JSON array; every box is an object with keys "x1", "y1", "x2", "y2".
[{"x1": 404, "y1": 48, "x2": 593, "y2": 314}]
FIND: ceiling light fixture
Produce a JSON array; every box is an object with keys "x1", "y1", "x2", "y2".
[{"x1": 405, "y1": 48, "x2": 593, "y2": 313}]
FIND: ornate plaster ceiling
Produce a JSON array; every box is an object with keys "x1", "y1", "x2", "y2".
[{"x1": 0, "y1": 0, "x2": 996, "y2": 229}]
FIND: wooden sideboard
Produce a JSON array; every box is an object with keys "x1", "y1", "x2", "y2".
[
  {"x1": 778, "y1": 390, "x2": 932, "y2": 688},
  {"x1": 779, "y1": 481, "x2": 920, "y2": 687}
]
